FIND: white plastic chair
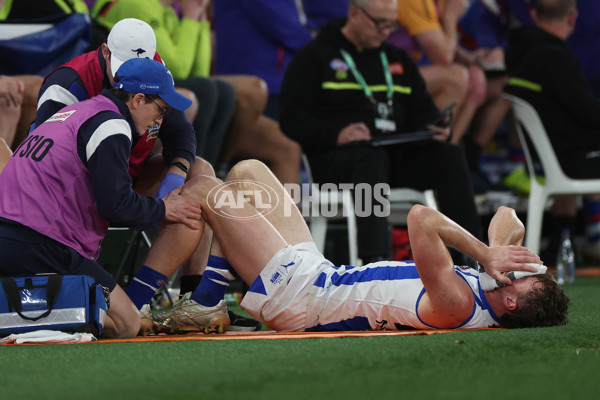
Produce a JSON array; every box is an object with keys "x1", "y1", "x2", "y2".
[
  {"x1": 300, "y1": 154, "x2": 360, "y2": 265},
  {"x1": 300, "y1": 154, "x2": 437, "y2": 266},
  {"x1": 504, "y1": 94, "x2": 600, "y2": 254}
]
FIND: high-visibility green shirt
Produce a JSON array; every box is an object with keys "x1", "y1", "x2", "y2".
[{"x1": 92, "y1": 0, "x2": 211, "y2": 79}]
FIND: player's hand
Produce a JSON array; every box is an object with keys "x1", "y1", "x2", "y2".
[
  {"x1": 480, "y1": 245, "x2": 541, "y2": 285},
  {"x1": 337, "y1": 122, "x2": 371, "y2": 145},
  {"x1": 474, "y1": 47, "x2": 505, "y2": 69},
  {"x1": 427, "y1": 124, "x2": 451, "y2": 142},
  {"x1": 181, "y1": 0, "x2": 210, "y2": 21},
  {"x1": 162, "y1": 189, "x2": 203, "y2": 230}
]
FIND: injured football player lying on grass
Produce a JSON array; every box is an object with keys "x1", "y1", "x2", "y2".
[{"x1": 150, "y1": 159, "x2": 570, "y2": 334}]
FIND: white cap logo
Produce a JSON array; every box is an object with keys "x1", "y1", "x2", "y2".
[
  {"x1": 107, "y1": 18, "x2": 157, "y2": 77},
  {"x1": 131, "y1": 48, "x2": 147, "y2": 57}
]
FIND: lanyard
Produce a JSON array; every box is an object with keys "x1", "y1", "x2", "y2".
[{"x1": 340, "y1": 49, "x2": 395, "y2": 105}]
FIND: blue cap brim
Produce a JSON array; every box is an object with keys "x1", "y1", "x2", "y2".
[{"x1": 159, "y1": 92, "x2": 192, "y2": 111}]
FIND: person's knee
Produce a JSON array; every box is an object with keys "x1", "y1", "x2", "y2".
[
  {"x1": 18, "y1": 75, "x2": 43, "y2": 106},
  {"x1": 446, "y1": 64, "x2": 469, "y2": 95},
  {"x1": 189, "y1": 156, "x2": 215, "y2": 178},
  {"x1": 285, "y1": 140, "x2": 302, "y2": 164},
  {"x1": 176, "y1": 87, "x2": 199, "y2": 123},
  {"x1": 231, "y1": 76, "x2": 268, "y2": 114},
  {"x1": 183, "y1": 173, "x2": 222, "y2": 202},
  {"x1": 227, "y1": 159, "x2": 269, "y2": 181},
  {"x1": 422, "y1": 64, "x2": 468, "y2": 99},
  {"x1": 269, "y1": 136, "x2": 302, "y2": 165},
  {"x1": 466, "y1": 65, "x2": 487, "y2": 106}
]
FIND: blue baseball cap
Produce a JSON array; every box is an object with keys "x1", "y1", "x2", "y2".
[{"x1": 114, "y1": 58, "x2": 192, "y2": 111}]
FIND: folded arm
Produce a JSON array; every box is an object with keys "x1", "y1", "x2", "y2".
[{"x1": 407, "y1": 205, "x2": 539, "y2": 327}]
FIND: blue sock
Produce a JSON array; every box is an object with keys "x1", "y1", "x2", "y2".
[
  {"x1": 190, "y1": 256, "x2": 236, "y2": 307},
  {"x1": 125, "y1": 265, "x2": 167, "y2": 310}
]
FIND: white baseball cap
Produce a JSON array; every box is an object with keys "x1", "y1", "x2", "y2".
[{"x1": 106, "y1": 18, "x2": 157, "y2": 77}]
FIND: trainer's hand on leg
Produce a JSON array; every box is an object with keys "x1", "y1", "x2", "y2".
[{"x1": 163, "y1": 189, "x2": 203, "y2": 230}]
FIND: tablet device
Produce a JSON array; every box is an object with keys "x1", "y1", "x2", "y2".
[
  {"x1": 342, "y1": 130, "x2": 436, "y2": 147},
  {"x1": 370, "y1": 130, "x2": 436, "y2": 146}
]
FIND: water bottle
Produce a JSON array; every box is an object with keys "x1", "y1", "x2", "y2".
[{"x1": 555, "y1": 229, "x2": 575, "y2": 284}]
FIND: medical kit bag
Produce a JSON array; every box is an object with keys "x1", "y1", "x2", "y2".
[{"x1": 0, "y1": 274, "x2": 107, "y2": 337}]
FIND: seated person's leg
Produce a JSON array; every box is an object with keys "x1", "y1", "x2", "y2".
[
  {"x1": 310, "y1": 146, "x2": 392, "y2": 262},
  {"x1": 419, "y1": 64, "x2": 487, "y2": 145},
  {"x1": 175, "y1": 77, "x2": 233, "y2": 165},
  {"x1": 0, "y1": 75, "x2": 23, "y2": 148},
  {"x1": 214, "y1": 75, "x2": 268, "y2": 165},
  {"x1": 233, "y1": 115, "x2": 302, "y2": 185},
  {"x1": 13, "y1": 75, "x2": 43, "y2": 149},
  {"x1": 450, "y1": 65, "x2": 487, "y2": 144},
  {"x1": 205, "y1": 79, "x2": 237, "y2": 166},
  {"x1": 419, "y1": 64, "x2": 468, "y2": 111},
  {"x1": 390, "y1": 141, "x2": 482, "y2": 244},
  {"x1": 468, "y1": 75, "x2": 511, "y2": 147},
  {"x1": 175, "y1": 87, "x2": 199, "y2": 124}
]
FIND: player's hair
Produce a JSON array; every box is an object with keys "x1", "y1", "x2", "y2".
[
  {"x1": 536, "y1": 0, "x2": 576, "y2": 21},
  {"x1": 498, "y1": 274, "x2": 570, "y2": 329}
]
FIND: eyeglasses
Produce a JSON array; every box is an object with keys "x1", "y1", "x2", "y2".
[
  {"x1": 358, "y1": 6, "x2": 398, "y2": 31},
  {"x1": 151, "y1": 98, "x2": 169, "y2": 119}
]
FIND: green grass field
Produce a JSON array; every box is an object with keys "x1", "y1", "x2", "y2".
[{"x1": 1, "y1": 277, "x2": 599, "y2": 400}]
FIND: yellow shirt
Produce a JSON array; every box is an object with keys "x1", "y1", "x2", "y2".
[
  {"x1": 393, "y1": 0, "x2": 444, "y2": 61},
  {"x1": 396, "y1": 0, "x2": 444, "y2": 36}
]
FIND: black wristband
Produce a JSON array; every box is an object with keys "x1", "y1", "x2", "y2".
[{"x1": 169, "y1": 161, "x2": 189, "y2": 174}]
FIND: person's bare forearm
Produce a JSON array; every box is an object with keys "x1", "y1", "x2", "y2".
[
  {"x1": 409, "y1": 205, "x2": 487, "y2": 262},
  {"x1": 408, "y1": 205, "x2": 539, "y2": 283},
  {"x1": 488, "y1": 206, "x2": 526, "y2": 247}
]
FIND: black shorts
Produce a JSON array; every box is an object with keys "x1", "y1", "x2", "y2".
[
  {"x1": 0, "y1": 218, "x2": 117, "y2": 292},
  {"x1": 559, "y1": 149, "x2": 600, "y2": 179}
]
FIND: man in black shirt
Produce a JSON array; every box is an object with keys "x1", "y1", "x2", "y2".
[
  {"x1": 505, "y1": 0, "x2": 600, "y2": 260},
  {"x1": 280, "y1": 0, "x2": 481, "y2": 263}
]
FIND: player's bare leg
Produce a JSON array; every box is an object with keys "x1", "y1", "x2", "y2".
[
  {"x1": 190, "y1": 159, "x2": 313, "y2": 285},
  {"x1": 152, "y1": 160, "x2": 311, "y2": 334}
]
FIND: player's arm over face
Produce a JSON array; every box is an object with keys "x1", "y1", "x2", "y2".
[
  {"x1": 407, "y1": 205, "x2": 479, "y2": 328},
  {"x1": 407, "y1": 205, "x2": 540, "y2": 328}
]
